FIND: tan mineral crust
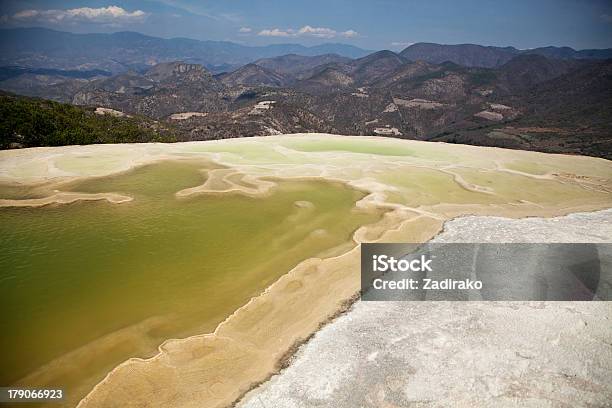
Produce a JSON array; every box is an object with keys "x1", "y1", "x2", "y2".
[{"x1": 1, "y1": 134, "x2": 611, "y2": 407}]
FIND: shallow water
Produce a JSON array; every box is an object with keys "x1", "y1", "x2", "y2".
[
  {"x1": 281, "y1": 138, "x2": 419, "y2": 156},
  {"x1": 0, "y1": 160, "x2": 382, "y2": 406}
]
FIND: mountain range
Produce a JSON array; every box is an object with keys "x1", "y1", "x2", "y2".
[
  {"x1": 399, "y1": 42, "x2": 612, "y2": 68},
  {"x1": 2, "y1": 28, "x2": 611, "y2": 75},
  {"x1": 0, "y1": 28, "x2": 611, "y2": 158},
  {"x1": 0, "y1": 27, "x2": 371, "y2": 74}
]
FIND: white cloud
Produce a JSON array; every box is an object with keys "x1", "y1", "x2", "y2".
[
  {"x1": 298, "y1": 25, "x2": 336, "y2": 38},
  {"x1": 258, "y1": 26, "x2": 357, "y2": 39},
  {"x1": 14, "y1": 10, "x2": 40, "y2": 19},
  {"x1": 258, "y1": 28, "x2": 294, "y2": 37},
  {"x1": 238, "y1": 27, "x2": 252, "y2": 33},
  {"x1": 10, "y1": 6, "x2": 148, "y2": 25},
  {"x1": 341, "y1": 30, "x2": 359, "y2": 38}
]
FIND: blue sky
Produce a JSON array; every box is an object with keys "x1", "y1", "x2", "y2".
[{"x1": 1, "y1": 0, "x2": 611, "y2": 50}]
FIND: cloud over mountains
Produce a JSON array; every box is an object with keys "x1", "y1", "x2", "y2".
[
  {"x1": 257, "y1": 25, "x2": 358, "y2": 39},
  {"x1": 6, "y1": 6, "x2": 148, "y2": 25}
]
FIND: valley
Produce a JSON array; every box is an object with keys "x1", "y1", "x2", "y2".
[{"x1": 1, "y1": 28, "x2": 611, "y2": 159}]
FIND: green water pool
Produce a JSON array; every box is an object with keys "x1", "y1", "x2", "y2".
[{"x1": 0, "y1": 160, "x2": 382, "y2": 405}]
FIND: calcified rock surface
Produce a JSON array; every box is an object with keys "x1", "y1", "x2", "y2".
[
  {"x1": 435, "y1": 209, "x2": 612, "y2": 244},
  {"x1": 1, "y1": 134, "x2": 611, "y2": 408},
  {"x1": 238, "y1": 210, "x2": 612, "y2": 408}
]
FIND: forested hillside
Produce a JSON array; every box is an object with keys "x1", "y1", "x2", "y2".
[{"x1": 0, "y1": 93, "x2": 176, "y2": 149}]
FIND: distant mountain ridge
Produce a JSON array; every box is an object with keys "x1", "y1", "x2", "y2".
[
  {"x1": 218, "y1": 64, "x2": 289, "y2": 87},
  {"x1": 400, "y1": 42, "x2": 612, "y2": 67},
  {"x1": 2, "y1": 27, "x2": 610, "y2": 75},
  {"x1": 0, "y1": 27, "x2": 372, "y2": 74},
  {"x1": 1, "y1": 28, "x2": 611, "y2": 158},
  {"x1": 254, "y1": 54, "x2": 351, "y2": 78}
]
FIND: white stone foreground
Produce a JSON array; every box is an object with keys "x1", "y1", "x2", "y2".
[
  {"x1": 434, "y1": 209, "x2": 612, "y2": 244},
  {"x1": 238, "y1": 210, "x2": 612, "y2": 408}
]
